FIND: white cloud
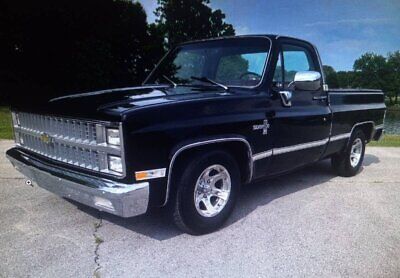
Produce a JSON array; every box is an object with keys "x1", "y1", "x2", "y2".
[
  {"x1": 305, "y1": 18, "x2": 394, "y2": 27},
  {"x1": 236, "y1": 26, "x2": 250, "y2": 35}
]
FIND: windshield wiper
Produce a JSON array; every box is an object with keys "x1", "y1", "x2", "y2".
[
  {"x1": 162, "y1": 75, "x2": 177, "y2": 88},
  {"x1": 190, "y1": 76, "x2": 229, "y2": 91}
]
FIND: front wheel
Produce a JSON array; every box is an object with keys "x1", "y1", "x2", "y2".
[
  {"x1": 331, "y1": 129, "x2": 366, "y2": 177},
  {"x1": 172, "y1": 150, "x2": 241, "y2": 235}
]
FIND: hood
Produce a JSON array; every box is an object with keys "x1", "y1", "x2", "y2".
[{"x1": 12, "y1": 85, "x2": 235, "y2": 121}]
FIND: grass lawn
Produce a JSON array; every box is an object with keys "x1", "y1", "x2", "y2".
[
  {"x1": 0, "y1": 107, "x2": 12, "y2": 140},
  {"x1": 369, "y1": 134, "x2": 400, "y2": 147}
]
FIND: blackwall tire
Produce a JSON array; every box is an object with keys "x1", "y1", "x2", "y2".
[
  {"x1": 331, "y1": 129, "x2": 366, "y2": 177},
  {"x1": 172, "y1": 150, "x2": 241, "y2": 235}
]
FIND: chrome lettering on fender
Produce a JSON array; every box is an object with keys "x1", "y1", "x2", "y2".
[{"x1": 253, "y1": 119, "x2": 270, "y2": 135}]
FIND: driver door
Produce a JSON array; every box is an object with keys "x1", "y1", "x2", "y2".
[{"x1": 269, "y1": 40, "x2": 331, "y2": 174}]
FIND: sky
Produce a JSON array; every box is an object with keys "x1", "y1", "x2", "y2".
[{"x1": 139, "y1": 0, "x2": 400, "y2": 71}]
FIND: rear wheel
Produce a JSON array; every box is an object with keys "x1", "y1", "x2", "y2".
[
  {"x1": 331, "y1": 129, "x2": 366, "y2": 177},
  {"x1": 172, "y1": 150, "x2": 240, "y2": 235}
]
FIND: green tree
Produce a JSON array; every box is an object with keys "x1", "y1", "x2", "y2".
[
  {"x1": 0, "y1": 0, "x2": 165, "y2": 104},
  {"x1": 155, "y1": 0, "x2": 235, "y2": 48},
  {"x1": 387, "y1": 51, "x2": 400, "y2": 104},
  {"x1": 353, "y1": 52, "x2": 393, "y2": 103},
  {"x1": 353, "y1": 53, "x2": 388, "y2": 88},
  {"x1": 336, "y1": 71, "x2": 357, "y2": 88},
  {"x1": 323, "y1": 65, "x2": 339, "y2": 88}
]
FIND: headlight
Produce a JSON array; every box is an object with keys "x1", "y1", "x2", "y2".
[
  {"x1": 108, "y1": 155, "x2": 123, "y2": 173},
  {"x1": 106, "y1": 128, "x2": 120, "y2": 146}
]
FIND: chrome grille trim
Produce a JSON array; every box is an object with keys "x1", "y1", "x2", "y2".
[
  {"x1": 12, "y1": 112, "x2": 125, "y2": 177},
  {"x1": 17, "y1": 112, "x2": 98, "y2": 144}
]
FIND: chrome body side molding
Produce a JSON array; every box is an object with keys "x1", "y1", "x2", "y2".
[
  {"x1": 165, "y1": 121, "x2": 382, "y2": 205},
  {"x1": 330, "y1": 133, "x2": 351, "y2": 142},
  {"x1": 252, "y1": 121, "x2": 381, "y2": 161},
  {"x1": 252, "y1": 150, "x2": 273, "y2": 161},
  {"x1": 252, "y1": 138, "x2": 328, "y2": 160},
  {"x1": 329, "y1": 92, "x2": 384, "y2": 95},
  {"x1": 273, "y1": 138, "x2": 329, "y2": 155}
]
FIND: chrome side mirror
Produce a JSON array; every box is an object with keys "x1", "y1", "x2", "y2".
[
  {"x1": 294, "y1": 71, "x2": 321, "y2": 91},
  {"x1": 279, "y1": 91, "x2": 292, "y2": 107}
]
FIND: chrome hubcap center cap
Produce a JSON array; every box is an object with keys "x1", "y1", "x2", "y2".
[{"x1": 194, "y1": 164, "x2": 231, "y2": 217}]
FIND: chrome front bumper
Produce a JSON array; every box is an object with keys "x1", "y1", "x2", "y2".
[{"x1": 6, "y1": 148, "x2": 149, "y2": 217}]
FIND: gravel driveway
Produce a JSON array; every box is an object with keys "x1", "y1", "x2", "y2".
[{"x1": 1, "y1": 140, "x2": 400, "y2": 277}]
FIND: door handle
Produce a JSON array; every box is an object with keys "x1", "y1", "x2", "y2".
[{"x1": 312, "y1": 95, "x2": 327, "y2": 101}]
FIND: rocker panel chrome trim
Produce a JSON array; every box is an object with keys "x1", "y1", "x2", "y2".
[
  {"x1": 252, "y1": 150, "x2": 273, "y2": 161},
  {"x1": 273, "y1": 138, "x2": 329, "y2": 155},
  {"x1": 329, "y1": 92, "x2": 384, "y2": 95},
  {"x1": 252, "y1": 138, "x2": 329, "y2": 160},
  {"x1": 252, "y1": 121, "x2": 379, "y2": 161},
  {"x1": 330, "y1": 133, "x2": 351, "y2": 141}
]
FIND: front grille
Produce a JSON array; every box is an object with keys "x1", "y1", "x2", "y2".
[
  {"x1": 12, "y1": 112, "x2": 124, "y2": 176},
  {"x1": 19, "y1": 132, "x2": 101, "y2": 170},
  {"x1": 18, "y1": 112, "x2": 98, "y2": 144}
]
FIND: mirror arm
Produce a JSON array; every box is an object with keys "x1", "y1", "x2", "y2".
[{"x1": 279, "y1": 91, "x2": 292, "y2": 107}]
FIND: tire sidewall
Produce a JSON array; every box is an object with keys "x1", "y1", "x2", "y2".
[{"x1": 176, "y1": 151, "x2": 240, "y2": 233}]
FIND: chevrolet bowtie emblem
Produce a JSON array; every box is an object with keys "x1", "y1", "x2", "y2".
[
  {"x1": 253, "y1": 119, "x2": 270, "y2": 135},
  {"x1": 40, "y1": 133, "x2": 53, "y2": 145}
]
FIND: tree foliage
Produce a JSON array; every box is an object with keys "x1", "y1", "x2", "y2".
[
  {"x1": 387, "y1": 51, "x2": 400, "y2": 103},
  {"x1": 323, "y1": 65, "x2": 339, "y2": 88},
  {"x1": 353, "y1": 53, "x2": 389, "y2": 90},
  {"x1": 325, "y1": 52, "x2": 400, "y2": 104},
  {"x1": 155, "y1": 0, "x2": 235, "y2": 48},
  {"x1": 0, "y1": 0, "x2": 165, "y2": 104},
  {"x1": 0, "y1": 0, "x2": 235, "y2": 105}
]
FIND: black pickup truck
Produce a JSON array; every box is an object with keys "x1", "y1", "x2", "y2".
[{"x1": 6, "y1": 35, "x2": 386, "y2": 234}]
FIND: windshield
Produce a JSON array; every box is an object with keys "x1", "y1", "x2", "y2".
[{"x1": 145, "y1": 37, "x2": 271, "y2": 88}]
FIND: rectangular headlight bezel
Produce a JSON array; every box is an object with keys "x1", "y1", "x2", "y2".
[
  {"x1": 107, "y1": 155, "x2": 123, "y2": 173},
  {"x1": 106, "y1": 128, "x2": 121, "y2": 146}
]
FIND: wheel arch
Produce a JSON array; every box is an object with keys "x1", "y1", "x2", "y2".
[
  {"x1": 350, "y1": 121, "x2": 375, "y2": 143},
  {"x1": 163, "y1": 136, "x2": 253, "y2": 206}
]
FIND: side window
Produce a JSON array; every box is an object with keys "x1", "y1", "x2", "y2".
[{"x1": 282, "y1": 44, "x2": 316, "y2": 84}]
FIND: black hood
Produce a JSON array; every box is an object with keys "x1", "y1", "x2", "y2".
[{"x1": 12, "y1": 85, "x2": 235, "y2": 121}]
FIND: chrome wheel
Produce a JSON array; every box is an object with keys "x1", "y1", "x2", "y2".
[
  {"x1": 194, "y1": 164, "x2": 231, "y2": 217},
  {"x1": 350, "y1": 138, "x2": 362, "y2": 167}
]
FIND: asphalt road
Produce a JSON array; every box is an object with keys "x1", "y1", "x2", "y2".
[{"x1": 1, "y1": 139, "x2": 400, "y2": 277}]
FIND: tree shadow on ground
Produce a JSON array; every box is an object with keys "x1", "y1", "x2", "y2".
[{"x1": 69, "y1": 153, "x2": 381, "y2": 241}]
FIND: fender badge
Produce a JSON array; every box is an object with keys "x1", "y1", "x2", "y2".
[{"x1": 253, "y1": 119, "x2": 270, "y2": 135}]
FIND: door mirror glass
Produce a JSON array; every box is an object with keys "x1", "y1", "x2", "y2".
[{"x1": 293, "y1": 71, "x2": 321, "y2": 91}]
